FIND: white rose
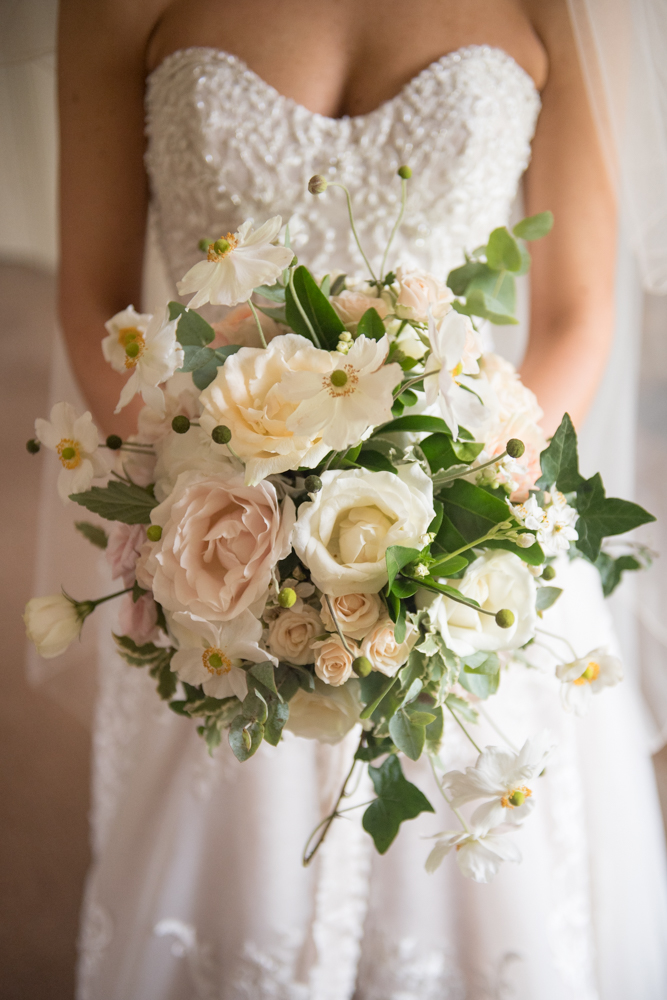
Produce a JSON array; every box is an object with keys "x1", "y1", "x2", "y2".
[
  {"x1": 320, "y1": 592, "x2": 383, "y2": 640},
  {"x1": 267, "y1": 605, "x2": 323, "y2": 665},
  {"x1": 420, "y1": 550, "x2": 538, "y2": 657},
  {"x1": 395, "y1": 267, "x2": 453, "y2": 322},
  {"x1": 293, "y1": 464, "x2": 435, "y2": 596},
  {"x1": 330, "y1": 289, "x2": 388, "y2": 327},
  {"x1": 153, "y1": 425, "x2": 239, "y2": 501},
  {"x1": 361, "y1": 617, "x2": 417, "y2": 676},
  {"x1": 198, "y1": 334, "x2": 329, "y2": 485},
  {"x1": 285, "y1": 678, "x2": 363, "y2": 744},
  {"x1": 24, "y1": 594, "x2": 88, "y2": 659}
]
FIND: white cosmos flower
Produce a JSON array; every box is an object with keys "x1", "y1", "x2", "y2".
[
  {"x1": 109, "y1": 309, "x2": 184, "y2": 416},
  {"x1": 177, "y1": 217, "x2": 294, "y2": 308},
  {"x1": 281, "y1": 335, "x2": 402, "y2": 451},
  {"x1": 34, "y1": 401, "x2": 107, "y2": 502},
  {"x1": 425, "y1": 818, "x2": 521, "y2": 882},
  {"x1": 442, "y1": 736, "x2": 553, "y2": 829},
  {"x1": 423, "y1": 309, "x2": 485, "y2": 439},
  {"x1": 556, "y1": 647, "x2": 623, "y2": 715},
  {"x1": 169, "y1": 610, "x2": 274, "y2": 700}
]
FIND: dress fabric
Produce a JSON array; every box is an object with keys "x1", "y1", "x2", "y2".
[{"x1": 76, "y1": 45, "x2": 667, "y2": 1000}]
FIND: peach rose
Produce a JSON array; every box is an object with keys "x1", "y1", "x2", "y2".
[
  {"x1": 361, "y1": 617, "x2": 417, "y2": 676},
  {"x1": 140, "y1": 469, "x2": 295, "y2": 621},
  {"x1": 211, "y1": 303, "x2": 281, "y2": 349},
  {"x1": 267, "y1": 605, "x2": 323, "y2": 665},
  {"x1": 313, "y1": 634, "x2": 359, "y2": 686},
  {"x1": 320, "y1": 592, "x2": 383, "y2": 640},
  {"x1": 330, "y1": 289, "x2": 388, "y2": 327},
  {"x1": 395, "y1": 267, "x2": 453, "y2": 322}
]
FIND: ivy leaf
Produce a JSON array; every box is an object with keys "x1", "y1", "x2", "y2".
[
  {"x1": 356, "y1": 307, "x2": 387, "y2": 341},
  {"x1": 389, "y1": 708, "x2": 426, "y2": 760},
  {"x1": 513, "y1": 211, "x2": 554, "y2": 241},
  {"x1": 70, "y1": 479, "x2": 158, "y2": 524},
  {"x1": 362, "y1": 755, "x2": 435, "y2": 853},
  {"x1": 285, "y1": 265, "x2": 345, "y2": 349},
  {"x1": 536, "y1": 413, "x2": 584, "y2": 492},
  {"x1": 536, "y1": 586, "x2": 563, "y2": 612},
  {"x1": 74, "y1": 521, "x2": 108, "y2": 549},
  {"x1": 574, "y1": 473, "x2": 655, "y2": 561},
  {"x1": 594, "y1": 552, "x2": 642, "y2": 597},
  {"x1": 485, "y1": 227, "x2": 523, "y2": 272},
  {"x1": 168, "y1": 301, "x2": 214, "y2": 346}
]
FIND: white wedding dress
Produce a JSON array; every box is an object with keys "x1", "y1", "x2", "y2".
[{"x1": 76, "y1": 46, "x2": 667, "y2": 1000}]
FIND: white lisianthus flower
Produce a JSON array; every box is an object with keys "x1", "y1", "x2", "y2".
[
  {"x1": 313, "y1": 634, "x2": 359, "y2": 686},
  {"x1": 24, "y1": 593, "x2": 93, "y2": 658},
  {"x1": 361, "y1": 617, "x2": 417, "y2": 676},
  {"x1": 34, "y1": 401, "x2": 107, "y2": 502},
  {"x1": 285, "y1": 678, "x2": 364, "y2": 744},
  {"x1": 423, "y1": 309, "x2": 486, "y2": 439},
  {"x1": 199, "y1": 334, "x2": 330, "y2": 485},
  {"x1": 106, "y1": 308, "x2": 184, "y2": 416},
  {"x1": 425, "y1": 819, "x2": 521, "y2": 882},
  {"x1": 293, "y1": 464, "x2": 435, "y2": 596},
  {"x1": 442, "y1": 735, "x2": 554, "y2": 829},
  {"x1": 419, "y1": 550, "x2": 538, "y2": 656},
  {"x1": 320, "y1": 592, "x2": 383, "y2": 640},
  {"x1": 556, "y1": 647, "x2": 623, "y2": 715},
  {"x1": 510, "y1": 491, "x2": 578, "y2": 556},
  {"x1": 177, "y1": 217, "x2": 294, "y2": 308},
  {"x1": 281, "y1": 335, "x2": 402, "y2": 451},
  {"x1": 394, "y1": 267, "x2": 453, "y2": 323},
  {"x1": 169, "y1": 610, "x2": 274, "y2": 700},
  {"x1": 267, "y1": 605, "x2": 323, "y2": 665}
]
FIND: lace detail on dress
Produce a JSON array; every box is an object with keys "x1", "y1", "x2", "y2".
[{"x1": 145, "y1": 46, "x2": 540, "y2": 285}]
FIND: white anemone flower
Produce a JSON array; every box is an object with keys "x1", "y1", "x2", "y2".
[
  {"x1": 556, "y1": 647, "x2": 623, "y2": 715},
  {"x1": 425, "y1": 818, "x2": 521, "y2": 882},
  {"x1": 442, "y1": 736, "x2": 553, "y2": 829},
  {"x1": 423, "y1": 309, "x2": 485, "y2": 439},
  {"x1": 102, "y1": 305, "x2": 152, "y2": 373},
  {"x1": 169, "y1": 610, "x2": 276, "y2": 701},
  {"x1": 177, "y1": 217, "x2": 294, "y2": 308},
  {"x1": 281, "y1": 335, "x2": 402, "y2": 451},
  {"x1": 34, "y1": 401, "x2": 107, "y2": 502},
  {"x1": 110, "y1": 309, "x2": 184, "y2": 416}
]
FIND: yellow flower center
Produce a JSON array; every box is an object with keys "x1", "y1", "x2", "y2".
[
  {"x1": 450, "y1": 361, "x2": 463, "y2": 379},
  {"x1": 573, "y1": 660, "x2": 600, "y2": 685},
  {"x1": 117, "y1": 327, "x2": 146, "y2": 369},
  {"x1": 207, "y1": 232, "x2": 238, "y2": 261},
  {"x1": 501, "y1": 785, "x2": 532, "y2": 809},
  {"x1": 56, "y1": 438, "x2": 81, "y2": 469},
  {"x1": 324, "y1": 364, "x2": 358, "y2": 396},
  {"x1": 202, "y1": 646, "x2": 232, "y2": 676}
]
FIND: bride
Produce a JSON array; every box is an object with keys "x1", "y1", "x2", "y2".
[{"x1": 56, "y1": 0, "x2": 667, "y2": 997}]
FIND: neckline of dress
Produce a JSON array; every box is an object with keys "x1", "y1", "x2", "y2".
[{"x1": 146, "y1": 44, "x2": 539, "y2": 125}]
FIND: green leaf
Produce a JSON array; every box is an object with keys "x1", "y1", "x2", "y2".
[
  {"x1": 446, "y1": 260, "x2": 487, "y2": 296},
  {"x1": 290, "y1": 664, "x2": 316, "y2": 693},
  {"x1": 168, "y1": 301, "x2": 214, "y2": 346},
  {"x1": 429, "y1": 555, "x2": 469, "y2": 577},
  {"x1": 391, "y1": 577, "x2": 419, "y2": 599},
  {"x1": 386, "y1": 545, "x2": 422, "y2": 591},
  {"x1": 439, "y1": 478, "x2": 510, "y2": 540},
  {"x1": 456, "y1": 289, "x2": 519, "y2": 325},
  {"x1": 356, "y1": 448, "x2": 397, "y2": 474},
  {"x1": 536, "y1": 586, "x2": 563, "y2": 611},
  {"x1": 536, "y1": 413, "x2": 584, "y2": 491},
  {"x1": 575, "y1": 473, "x2": 655, "y2": 561},
  {"x1": 264, "y1": 700, "x2": 290, "y2": 746},
  {"x1": 394, "y1": 600, "x2": 407, "y2": 644},
  {"x1": 74, "y1": 521, "x2": 108, "y2": 549},
  {"x1": 199, "y1": 717, "x2": 224, "y2": 755},
  {"x1": 113, "y1": 633, "x2": 167, "y2": 667},
  {"x1": 399, "y1": 677, "x2": 423, "y2": 707},
  {"x1": 362, "y1": 755, "x2": 435, "y2": 853},
  {"x1": 425, "y1": 705, "x2": 444, "y2": 751},
  {"x1": 513, "y1": 211, "x2": 554, "y2": 241},
  {"x1": 70, "y1": 479, "x2": 158, "y2": 524},
  {"x1": 242, "y1": 687, "x2": 268, "y2": 724},
  {"x1": 152, "y1": 658, "x2": 178, "y2": 700},
  {"x1": 389, "y1": 708, "x2": 425, "y2": 760},
  {"x1": 330, "y1": 273, "x2": 346, "y2": 296},
  {"x1": 372, "y1": 414, "x2": 452, "y2": 437},
  {"x1": 249, "y1": 661, "x2": 280, "y2": 697},
  {"x1": 594, "y1": 552, "x2": 642, "y2": 597},
  {"x1": 132, "y1": 580, "x2": 148, "y2": 603},
  {"x1": 254, "y1": 282, "x2": 286, "y2": 302},
  {"x1": 467, "y1": 263, "x2": 517, "y2": 315},
  {"x1": 484, "y1": 537, "x2": 545, "y2": 566},
  {"x1": 445, "y1": 692, "x2": 479, "y2": 724},
  {"x1": 356, "y1": 307, "x2": 387, "y2": 341},
  {"x1": 355, "y1": 735, "x2": 395, "y2": 762},
  {"x1": 228, "y1": 715, "x2": 264, "y2": 761},
  {"x1": 485, "y1": 227, "x2": 523, "y2": 272},
  {"x1": 285, "y1": 265, "x2": 345, "y2": 349}
]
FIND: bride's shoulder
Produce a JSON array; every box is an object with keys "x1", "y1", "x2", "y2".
[{"x1": 59, "y1": 0, "x2": 171, "y2": 68}]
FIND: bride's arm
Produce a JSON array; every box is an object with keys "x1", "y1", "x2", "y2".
[
  {"x1": 521, "y1": 0, "x2": 616, "y2": 436},
  {"x1": 58, "y1": 0, "x2": 167, "y2": 436}
]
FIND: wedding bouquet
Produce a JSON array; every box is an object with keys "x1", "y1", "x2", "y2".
[{"x1": 25, "y1": 168, "x2": 654, "y2": 880}]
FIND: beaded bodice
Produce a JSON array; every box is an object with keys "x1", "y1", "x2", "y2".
[{"x1": 145, "y1": 45, "x2": 540, "y2": 287}]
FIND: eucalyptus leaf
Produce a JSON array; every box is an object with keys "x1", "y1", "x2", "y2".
[
  {"x1": 446, "y1": 260, "x2": 487, "y2": 296},
  {"x1": 513, "y1": 211, "x2": 554, "y2": 241},
  {"x1": 536, "y1": 586, "x2": 563, "y2": 612},
  {"x1": 229, "y1": 715, "x2": 264, "y2": 761},
  {"x1": 242, "y1": 687, "x2": 268, "y2": 724},
  {"x1": 485, "y1": 227, "x2": 523, "y2": 272},
  {"x1": 168, "y1": 301, "x2": 215, "y2": 346},
  {"x1": 249, "y1": 661, "x2": 280, "y2": 697},
  {"x1": 264, "y1": 700, "x2": 290, "y2": 746}
]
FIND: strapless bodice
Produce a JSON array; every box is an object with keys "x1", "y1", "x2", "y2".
[{"x1": 145, "y1": 45, "x2": 540, "y2": 288}]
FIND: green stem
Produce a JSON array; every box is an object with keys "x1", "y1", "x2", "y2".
[
  {"x1": 536, "y1": 626, "x2": 578, "y2": 661},
  {"x1": 380, "y1": 177, "x2": 408, "y2": 279},
  {"x1": 288, "y1": 268, "x2": 321, "y2": 348},
  {"x1": 433, "y1": 450, "x2": 509, "y2": 487},
  {"x1": 392, "y1": 372, "x2": 428, "y2": 399},
  {"x1": 428, "y1": 754, "x2": 470, "y2": 832},
  {"x1": 330, "y1": 182, "x2": 377, "y2": 282},
  {"x1": 247, "y1": 297, "x2": 268, "y2": 349},
  {"x1": 90, "y1": 586, "x2": 133, "y2": 609},
  {"x1": 302, "y1": 736, "x2": 362, "y2": 865},
  {"x1": 324, "y1": 595, "x2": 353, "y2": 654},
  {"x1": 360, "y1": 674, "x2": 399, "y2": 720},
  {"x1": 445, "y1": 701, "x2": 482, "y2": 754},
  {"x1": 477, "y1": 704, "x2": 519, "y2": 753},
  {"x1": 428, "y1": 525, "x2": 507, "y2": 568}
]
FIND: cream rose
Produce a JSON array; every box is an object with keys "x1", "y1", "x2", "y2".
[
  {"x1": 285, "y1": 678, "x2": 363, "y2": 743},
  {"x1": 330, "y1": 289, "x2": 388, "y2": 327},
  {"x1": 395, "y1": 267, "x2": 453, "y2": 322},
  {"x1": 140, "y1": 469, "x2": 295, "y2": 621},
  {"x1": 361, "y1": 617, "x2": 417, "y2": 676},
  {"x1": 293, "y1": 464, "x2": 435, "y2": 596},
  {"x1": 312, "y1": 634, "x2": 359, "y2": 686},
  {"x1": 24, "y1": 594, "x2": 87, "y2": 659},
  {"x1": 419, "y1": 550, "x2": 538, "y2": 657},
  {"x1": 320, "y1": 592, "x2": 382, "y2": 640},
  {"x1": 267, "y1": 605, "x2": 323, "y2": 665},
  {"x1": 199, "y1": 334, "x2": 330, "y2": 485}
]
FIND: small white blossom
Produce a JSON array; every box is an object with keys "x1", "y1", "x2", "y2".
[
  {"x1": 510, "y1": 491, "x2": 578, "y2": 555},
  {"x1": 281, "y1": 335, "x2": 402, "y2": 452},
  {"x1": 442, "y1": 736, "x2": 553, "y2": 829},
  {"x1": 109, "y1": 309, "x2": 184, "y2": 416},
  {"x1": 34, "y1": 401, "x2": 107, "y2": 502},
  {"x1": 423, "y1": 309, "x2": 485, "y2": 439},
  {"x1": 556, "y1": 647, "x2": 623, "y2": 715},
  {"x1": 177, "y1": 217, "x2": 294, "y2": 308},
  {"x1": 425, "y1": 818, "x2": 521, "y2": 882}
]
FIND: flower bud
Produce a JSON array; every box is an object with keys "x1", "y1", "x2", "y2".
[
  {"x1": 26, "y1": 438, "x2": 41, "y2": 454},
  {"x1": 339, "y1": 331, "x2": 353, "y2": 343},
  {"x1": 278, "y1": 587, "x2": 297, "y2": 609},
  {"x1": 506, "y1": 438, "x2": 525, "y2": 459},
  {"x1": 171, "y1": 415, "x2": 191, "y2": 434},
  {"x1": 211, "y1": 425, "x2": 232, "y2": 445},
  {"x1": 515, "y1": 532, "x2": 536, "y2": 548},
  {"x1": 308, "y1": 174, "x2": 328, "y2": 195},
  {"x1": 352, "y1": 655, "x2": 373, "y2": 677},
  {"x1": 541, "y1": 564, "x2": 556, "y2": 581},
  {"x1": 304, "y1": 475, "x2": 323, "y2": 493},
  {"x1": 105, "y1": 434, "x2": 123, "y2": 450},
  {"x1": 495, "y1": 608, "x2": 515, "y2": 629},
  {"x1": 147, "y1": 525, "x2": 162, "y2": 542},
  {"x1": 397, "y1": 165, "x2": 412, "y2": 179},
  {"x1": 198, "y1": 238, "x2": 212, "y2": 253},
  {"x1": 335, "y1": 342, "x2": 350, "y2": 354}
]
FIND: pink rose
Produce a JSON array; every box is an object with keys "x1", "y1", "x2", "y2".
[
  {"x1": 106, "y1": 523, "x2": 147, "y2": 587},
  {"x1": 211, "y1": 303, "x2": 280, "y2": 349},
  {"x1": 140, "y1": 469, "x2": 295, "y2": 621},
  {"x1": 395, "y1": 267, "x2": 453, "y2": 322},
  {"x1": 117, "y1": 592, "x2": 160, "y2": 646},
  {"x1": 330, "y1": 290, "x2": 388, "y2": 327}
]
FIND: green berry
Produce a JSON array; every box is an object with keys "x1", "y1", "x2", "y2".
[
  {"x1": 397, "y1": 165, "x2": 412, "y2": 179},
  {"x1": 211, "y1": 425, "x2": 232, "y2": 445},
  {"x1": 541, "y1": 564, "x2": 556, "y2": 581},
  {"x1": 495, "y1": 608, "x2": 515, "y2": 629},
  {"x1": 278, "y1": 587, "x2": 297, "y2": 609},
  {"x1": 171, "y1": 415, "x2": 190, "y2": 434},
  {"x1": 105, "y1": 434, "x2": 122, "y2": 450},
  {"x1": 506, "y1": 438, "x2": 525, "y2": 459},
  {"x1": 352, "y1": 656, "x2": 373, "y2": 677},
  {"x1": 147, "y1": 525, "x2": 162, "y2": 542},
  {"x1": 26, "y1": 438, "x2": 40, "y2": 454},
  {"x1": 304, "y1": 475, "x2": 323, "y2": 493}
]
